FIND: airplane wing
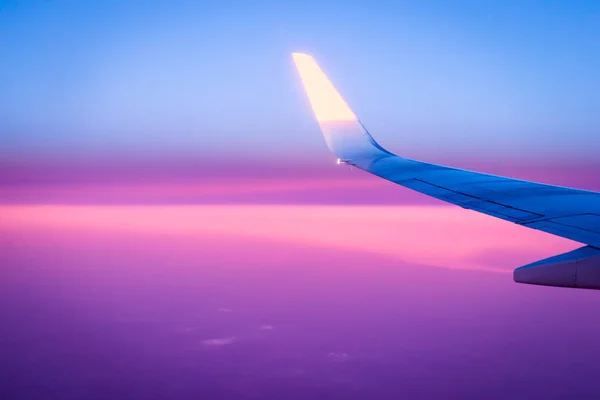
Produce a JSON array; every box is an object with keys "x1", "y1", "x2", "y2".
[{"x1": 292, "y1": 52, "x2": 600, "y2": 290}]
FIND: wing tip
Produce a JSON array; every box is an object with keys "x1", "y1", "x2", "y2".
[
  {"x1": 292, "y1": 52, "x2": 313, "y2": 64},
  {"x1": 292, "y1": 52, "x2": 392, "y2": 160}
]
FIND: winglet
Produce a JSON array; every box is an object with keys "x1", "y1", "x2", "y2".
[
  {"x1": 292, "y1": 53, "x2": 357, "y2": 122},
  {"x1": 292, "y1": 53, "x2": 391, "y2": 161}
]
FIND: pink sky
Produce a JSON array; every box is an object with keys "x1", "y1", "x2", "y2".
[
  {"x1": 2, "y1": 158, "x2": 600, "y2": 205},
  {"x1": 2, "y1": 204, "x2": 579, "y2": 274},
  {"x1": 2, "y1": 153, "x2": 599, "y2": 205}
]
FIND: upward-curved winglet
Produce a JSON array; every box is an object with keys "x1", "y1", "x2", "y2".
[
  {"x1": 292, "y1": 53, "x2": 390, "y2": 161},
  {"x1": 292, "y1": 52, "x2": 600, "y2": 290}
]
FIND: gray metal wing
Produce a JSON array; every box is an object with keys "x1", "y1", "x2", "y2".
[{"x1": 293, "y1": 52, "x2": 600, "y2": 289}]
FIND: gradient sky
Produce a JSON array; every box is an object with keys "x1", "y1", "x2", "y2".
[
  {"x1": 2, "y1": 0, "x2": 600, "y2": 204},
  {"x1": 1, "y1": 0, "x2": 599, "y2": 163}
]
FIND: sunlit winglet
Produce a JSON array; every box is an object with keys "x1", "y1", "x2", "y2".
[
  {"x1": 293, "y1": 53, "x2": 390, "y2": 161},
  {"x1": 292, "y1": 53, "x2": 357, "y2": 122}
]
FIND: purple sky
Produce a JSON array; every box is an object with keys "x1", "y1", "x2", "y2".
[{"x1": 2, "y1": 207, "x2": 600, "y2": 399}]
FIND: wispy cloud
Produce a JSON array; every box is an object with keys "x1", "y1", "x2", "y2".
[
  {"x1": 201, "y1": 336, "x2": 237, "y2": 347},
  {"x1": 327, "y1": 352, "x2": 349, "y2": 362}
]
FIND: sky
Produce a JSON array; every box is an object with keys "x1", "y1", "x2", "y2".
[
  {"x1": 1, "y1": 0, "x2": 600, "y2": 203},
  {"x1": 2, "y1": 1, "x2": 600, "y2": 399},
  {"x1": 1, "y1": 205, "x2": 599, "y2": 399},
  {"x1": 1, "y1": 0, "x2": 600, "y2": 164}
]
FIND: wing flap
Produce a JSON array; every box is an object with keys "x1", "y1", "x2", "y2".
[{"x1": 548, "y1": 214, "x2": 600, "y2": 233}]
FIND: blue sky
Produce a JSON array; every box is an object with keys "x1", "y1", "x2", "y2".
[{"x1": 1, "y1": 0, "x2": 599, "y2": 162}]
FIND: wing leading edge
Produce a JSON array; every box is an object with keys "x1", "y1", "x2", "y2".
[{"x1": 292, "y1": 52, "x2": 600, "y2": 290}]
